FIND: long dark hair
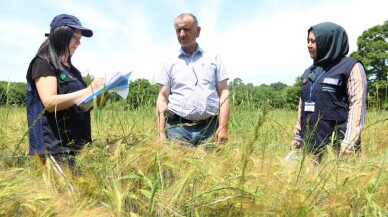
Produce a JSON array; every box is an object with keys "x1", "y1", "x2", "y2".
[{"x1": 36, "y1": 26, "x2": 75, "y2": 70}]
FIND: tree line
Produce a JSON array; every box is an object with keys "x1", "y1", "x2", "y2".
[{"x1": 1, "y1": 21, "x2": 386, "y2": 110}]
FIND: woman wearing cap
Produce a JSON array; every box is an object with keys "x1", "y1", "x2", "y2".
[
  {"x1": 290, "y1": 22, "x2": 367, "y2": 162},
  {"x1": 26, "y1": 14, "x2": 105, "y2": 173}
]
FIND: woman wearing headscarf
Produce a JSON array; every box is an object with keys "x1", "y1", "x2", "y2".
[{"x1": 290, "y1": 22, "x2": 367, "y2": 161}]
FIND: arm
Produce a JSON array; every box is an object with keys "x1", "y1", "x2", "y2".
[
  {"x1": 35, "y1": 76, "x2": 105, "y2": 113},
  {"x1": 156, "y1": 84, "x2": 170, "y2": 142},
  {"x1": 340, "y1": 63, "x2": 367, "y2": 154},
  {"x1": 215, "y1": 79, "x2": 230, "y2": 145},
  {"x1": 291, "y1": 98, "x2": 302, "y2": 150}
]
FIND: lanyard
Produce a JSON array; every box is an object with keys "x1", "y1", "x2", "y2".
[{"x1": 309, "y1": 65, "x2": 333, "y2": 99}]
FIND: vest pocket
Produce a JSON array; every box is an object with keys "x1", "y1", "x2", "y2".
[{"x1": 321, "y1": 100, "x2": 348, "y2": 121}]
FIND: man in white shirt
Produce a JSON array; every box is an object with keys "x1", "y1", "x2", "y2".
[{"x1": 155, "y1": 13, "x2": 230, "y2": 147}]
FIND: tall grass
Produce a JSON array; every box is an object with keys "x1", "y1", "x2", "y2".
[{"x1": 0, "y1": 104, "x2": 387, "y2": 216}]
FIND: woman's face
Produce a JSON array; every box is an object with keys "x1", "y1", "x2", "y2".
[
  {"x1": 69, "y1": 29, "x2": 82, "y2": 56},
  {"x1": 307, "y1": 31, "x2": 317, "y2": 60}
]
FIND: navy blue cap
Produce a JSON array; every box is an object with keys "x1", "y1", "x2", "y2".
[{"x1": 49, "y1": 14, "x2": 93, "y2": 37}]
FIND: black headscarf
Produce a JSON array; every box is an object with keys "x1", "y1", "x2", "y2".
[{"x1": 307, "y1": 22, "x2": 349, "y2": 82}]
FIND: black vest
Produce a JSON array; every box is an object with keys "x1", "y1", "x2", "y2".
[
  {"x1": 299, "y1": 57, "x2": 359, "y2": 152},
  {"x1": 26, "y1": 56, "x2": 91, "y2": 155}
]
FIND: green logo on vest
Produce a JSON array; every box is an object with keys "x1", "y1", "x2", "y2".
[{"x1": 60, "y1": 73, "x2": 67, "y2": 80}]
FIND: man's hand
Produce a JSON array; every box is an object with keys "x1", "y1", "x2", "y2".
[
  {"x1": 156, "y1": 85, "x2": 170, "y2": 144},
  {"x1": 158, "y1": 133, "x2": 167, "y2": 143},
  {"x1": 215, "y1": 127, "x2": 228, "y2": 145}
]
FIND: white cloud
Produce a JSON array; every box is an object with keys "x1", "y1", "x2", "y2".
[
  {"x1": 198, "y1": 0, "x2": 388, "y2": 85},
  {"x1": 0, "y1": 0, "x2": 386, "y2": 85}
]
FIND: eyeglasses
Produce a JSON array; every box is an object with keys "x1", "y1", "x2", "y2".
[{"x1": 192, "y1": 66, "x2": 198, "y2": 86}]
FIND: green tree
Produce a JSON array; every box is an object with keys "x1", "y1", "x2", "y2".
[
  {"x1": 269, "y1": 82, "x2": 287, "y2": 92},
  {"x1": 0, "y1": 81, "x2": 26, "y2": 106},
  {"x1": 284, "y1": 76, "x2": 301, "y2": 110},
  {"x1": 350, "y1": 20, "x2": 388, "y2": 109},
  {"x1": 0, "y1": 81, "x2": 7, "y2": 105},
  {"x1": 229, "y1": 77, "x2": 244, "y2": 87},
  {"x1": 229, "y1": 78, "x2": 290, "y2": 109},
  {"x1": 126, "y1": 79, "x2": 158, "y2": 109},
  {"x1": 350, "y1": 20, "x2": 388, "y2": 83},
  {"x1": 229, "y1": 78, "x2": 257, "y2": 107}
]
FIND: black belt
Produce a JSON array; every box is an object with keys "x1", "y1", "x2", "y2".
[{"x1": 166, "y1": 110, "x2": 217, "y2": 125}]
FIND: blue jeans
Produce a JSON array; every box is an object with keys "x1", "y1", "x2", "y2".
[{"x1": 166, "y1": 117, "x2": 218, "y2": 147}]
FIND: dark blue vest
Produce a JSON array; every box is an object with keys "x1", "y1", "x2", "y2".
[
  {"x1": 299, "y1": 57, "x2": 359, "y2": 152},
  {"x1": 26, "y1": 56, "x2": 91, "y2": 155}
]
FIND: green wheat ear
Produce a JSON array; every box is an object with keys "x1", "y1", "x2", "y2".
[
  {"x1": 93, "y1": 95, "x2": 98, "y2": 123},
  {"x1": 92, "y1": 88, "x2": 106, "y2": 124}
]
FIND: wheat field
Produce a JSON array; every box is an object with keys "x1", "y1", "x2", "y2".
[{"x1": 0, "y1": 104, "x2": 387, "y2": 216}]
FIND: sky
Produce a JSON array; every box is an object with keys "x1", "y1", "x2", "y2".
[{"x1": 0, "y1": 0, "x2": 387, "y2": 85}]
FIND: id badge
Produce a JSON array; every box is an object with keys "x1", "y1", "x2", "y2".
[{"x1": 304, "y1": 101, "x2": 315, "y2": 112}]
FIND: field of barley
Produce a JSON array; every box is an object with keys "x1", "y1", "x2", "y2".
[{"x1": 0, "y1": 104, "x2": 387, "y2": 216}]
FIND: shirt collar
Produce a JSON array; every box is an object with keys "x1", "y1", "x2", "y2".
[{"x1": 178, "y1": 44, "x2": 204, "y2": 58}]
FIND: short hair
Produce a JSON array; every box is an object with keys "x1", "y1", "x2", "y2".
[{"x1": 175, "y1": 13, "x2": 199, "y2": 26}]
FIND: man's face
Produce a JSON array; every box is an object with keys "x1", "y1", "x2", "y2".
[{"x1": 174, "y1": 16, "x2": 200, "y2": 48}]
